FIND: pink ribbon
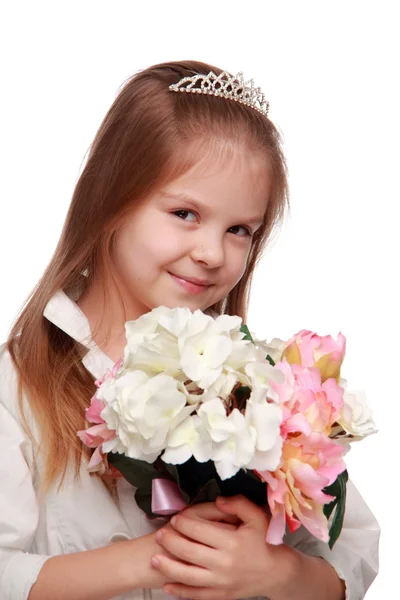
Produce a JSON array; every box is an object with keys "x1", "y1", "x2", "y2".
[{"x1": 151, "y1": 478, "x2": 188, "y2": 515}]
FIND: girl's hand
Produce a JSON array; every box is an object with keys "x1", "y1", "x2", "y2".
[
  {"x1": 173, "y1": 500, "x2": 241, "y2": 528},
  {"x1": 142, "y1": 502, "x2": 240, "y2": 590},
  {"x1": 151, "y1": 495, "x2": 301, "y2": 600}
]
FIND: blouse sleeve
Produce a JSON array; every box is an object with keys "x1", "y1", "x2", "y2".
[
  {"x1": 284, "y1": 478, "x2": 380, "y2": 600},
  {"x1": 0, "y1": 367, "x2": 50, "y2": 599}
]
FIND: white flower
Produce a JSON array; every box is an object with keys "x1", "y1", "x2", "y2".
[
  {"x1": 126, "y1": 334, "x2": 181, "y2": 375},
  {"x1": 201, "y1": 370, "x2": 240, "y2": 403},
  {"x1": 179, "y1": 309, "x2": 214, "y2": 339},
  {"x1": 198, "y1": 398, "x2": 256, "y2": 480},
  {"x1": 180, "y1": 334, "x2": 233, "y2": 389},
  {"x1": 124, "y1": 306, "x2": 174, "y2": 356},
  {"x1": 338, "y1": 390, "x2": 377, "y2": 439},
  {"x1": 212, "y1": 410, "x2": 256, "y2": 480},
  {"x1": 254, "y1": 337, "x2": 287, "y2": 364},
  {"x1": 100, "y1": 370, "x2": 193, "y2": 462},
  {"x1": 198, "y1": 398, "x2": 236, "y2": 441},
  {"x1": 178, "y1": 312, "x2": 254, "y2": 390},
  {"x1": 162, "y1": 415, "x2": 213, "y2": 464},
  {"x1": 226, "y1": 341, "x2": 259, "y2": 372},
  {"x1": 245, "y1": 400, "x2": 283, "y2": 471},
  {"x1": 124, "y1": 311, "x2": 182, "y2": 375},
  {"x1": 96, "y1": 376, "x2": 119, "y2": 404},
  {"x1": 123, "y1": 307, "x2": 197, "y2": 375},
  {"x1": 124, "y1": 308, "x2": 258, "y2": 393},
  {"x1": 245, "y1": 361, "x2": 285, "y2": 403},
  {"x1": 209, "y1": 315, "x2": 259, "y2": 372},
  {"x1": 211, "y1": 314, "x2": 243, "y2": 337},
  {"x1": 158, "y1": 306, "x2": 194, "y2": 337}
]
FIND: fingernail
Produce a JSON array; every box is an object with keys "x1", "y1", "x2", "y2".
[
  {"x1": 151, "y1": 556, "x2": 160, "y2": 568},
  {"x1": 170, "y1": 516, "x2": 177, "y2": 526},
  {"x1": 163, "y1": 586, "x2": 176, "y2": 596},
  {"x1": 156, "y1": 530, "x2": 163, "y2": 542}
]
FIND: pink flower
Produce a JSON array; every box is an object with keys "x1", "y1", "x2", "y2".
[
  {"x1": 78, "y1": 394, "x2": 117, "y2": 473},
  {"x1": 77, "y1": 423, "x2": 115, "y2": 448},
  {"x1": 282, "y1": 330, "x2": 346, "y2": 383},
  {"x1": 272, "y1": 361, "x2": 344, "y2": 438},
  {"x1": 85, "y1": 396, "x2": 107, "y2": 424},
  {"x1": 94, "y1": 358, "x2": 123, "y2": 388},
  {"x1": 259, "y1": 432, "x2": 346, "y2": 544},
  {"x1": 77, "y1": 359, "x2": 122, "y2": 471}
]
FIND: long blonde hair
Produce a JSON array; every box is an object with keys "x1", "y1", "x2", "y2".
[{"x1": 7, "y1": 60, "x2": 289, "y2": 489}]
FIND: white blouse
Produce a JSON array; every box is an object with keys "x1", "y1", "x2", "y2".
[{"x1": 0, "y1": 290, "x2": 380, "y2": 600}]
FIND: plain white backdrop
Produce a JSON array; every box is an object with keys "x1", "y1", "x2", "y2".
[{"x1": 0, "y1": 1, "x2": 398, "y2": 597}]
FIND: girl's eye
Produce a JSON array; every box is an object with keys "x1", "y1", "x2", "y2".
[
  {"x1": 228, "y1": 225, "x2": 252, "y2": 237},
  {"x1": 173, "y1": 210, "x2": 197, "y2": 222},
  {"x1": 173, "y1": 211, "x2": 251, "y2": 237}
]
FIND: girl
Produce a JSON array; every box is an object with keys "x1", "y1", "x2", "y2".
[{"x1": 0, "y1": 61, "x2": 379, "y2": 600}]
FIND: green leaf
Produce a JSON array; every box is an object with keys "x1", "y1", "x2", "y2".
[
  {"x1": 162, "y1": 461, "x2": 190, "y2": 504},
  {"x1": 133, "y1": 486, "x2": 154, "y2": 518},
  {"x1": 191, "y1": 478, "x2": 222, "y2": 504},
  {"x1": 108, "y1": 454, "x2": 195, "y2": 518},
  {"x1": 240, "y1": 324, "x2": 254, "y2": 343},
  {"x1": 234, "y1": 386, "x2": 251, "y2": 411},
  {"x1": 108, "y1": 453, "x2": 162, "y2": 489},
  {"x1": 323, "y1": 470, "x2": 349, "y2": 549},
  {"x1": 323, "y1": 470, "x2": 347, "y2": 518},
  {"x1": 266, "y1": 354, "x2": 276, "y2": 366},
  {"x1": 162, "y1": 462, "x2": 179, "y2": 482},
  {"x1": 107, "y1": 454, "x2": 170, "y2": 519}
]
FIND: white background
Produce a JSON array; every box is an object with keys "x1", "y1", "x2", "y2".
[{"x1": 0, "y1": 1, "x2": 398, "y2": 597}]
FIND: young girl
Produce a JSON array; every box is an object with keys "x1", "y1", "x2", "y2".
[{"x1": 0, "y1": 60, "x2": 379, "y2": 600}]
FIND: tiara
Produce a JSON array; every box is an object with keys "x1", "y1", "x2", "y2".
[{"x1": 169, "y1": 70, "x2": 269, "y2": 116}]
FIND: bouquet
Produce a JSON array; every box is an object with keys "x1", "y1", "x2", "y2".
[{"x1": 78, "y1": 306, "x2": 376, "y2": 548}]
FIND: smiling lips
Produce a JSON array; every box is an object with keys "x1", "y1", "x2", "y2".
[{"x1": 169, "y1": 272, "x2": 212, "y2": 294}]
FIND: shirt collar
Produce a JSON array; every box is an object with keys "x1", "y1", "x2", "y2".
[{"x1": 43, "y1": 289, "x2": 115, "y2": 379}]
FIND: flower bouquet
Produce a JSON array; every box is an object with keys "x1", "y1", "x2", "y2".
[{"x1": 78, "y1": 307, "x2": 376, "y2": 548}]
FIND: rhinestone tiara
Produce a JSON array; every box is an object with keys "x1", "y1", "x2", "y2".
[{"x1": 169, "y1": 70, "x2": 269, "y2": 116}]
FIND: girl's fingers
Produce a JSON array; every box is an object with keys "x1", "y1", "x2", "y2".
[
  {"x1": 216, "y1": 495, "x2": 269, "y2": 528},
  {"x1": 181, "y1": 502, "x2": 239, "y2": 525},
  {"x1": 209, "y1": 520, "x2": 238, "y2": 531},
  {"x1": 151, "y1": 554, "x2": 213, "y2": 587},
  {"x1": 170, "y1": 514, "x2": 232, "y2": 549},
  {"x1": 164, "y1": 583, "x2": 226, "y2": 600},
  {"x1": 156, "y1": 527, "x2": 217, "y2": 568}
]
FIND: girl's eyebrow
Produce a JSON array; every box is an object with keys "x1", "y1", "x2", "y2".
[
  {"x1": 161, "y1": 191, "x2": 264, "y2": 226},
  {"x1": 161, "y1": 191, "x2": 206, "y2": 209}
]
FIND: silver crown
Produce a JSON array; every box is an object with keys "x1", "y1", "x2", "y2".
[{"x1": 169, "y1": 70, "x2": 269, "y2": 116}]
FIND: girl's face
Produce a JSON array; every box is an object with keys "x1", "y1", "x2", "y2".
[{"x1": 110, "y1": 146, "x2": 270, "y2": 318}]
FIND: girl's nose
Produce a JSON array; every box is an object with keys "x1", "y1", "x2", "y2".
[{"x1": 190, "y1": 234, "x2": 225, "y2": 268}]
